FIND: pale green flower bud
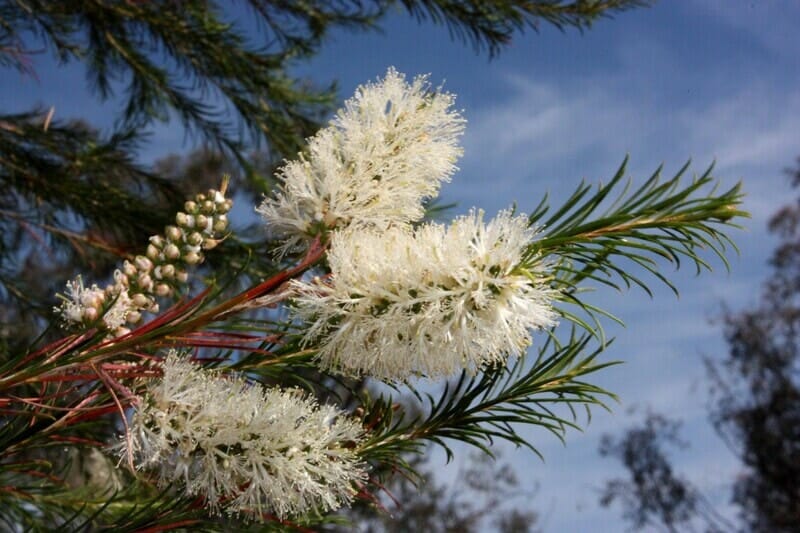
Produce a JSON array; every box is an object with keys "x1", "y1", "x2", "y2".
[
  {"x1": 213, "y1": 214, "x2": 228, "y2": 233},
  {"x1": 164, "y1": 243, "x2": 181, "y2": 261},
  {"x1": 184, "y1": 200, "x2": 198, "y2": 214},
  {"x1": 161, "y1": 264, "x2": 175, "y2": 279},
  {"x1": 201, "y1": 200, "x2": 215, "y2": 215},
  {"x1": 217, "y1": 198, "x2": 232, "y2": 214},
  {"x1": 149, "y1": 235, "x2": 165, "y2": 248},
  {"x1": 195, "y1": 214, "x2": 209, "y2": 232},
  {"x1": 132, "y1": 293, "x2": 149, "y2": 308},
  {"x1": 135, "y1": 255, "x2": 153, "y2": 272},
  {"x1": 183, "y1": 251, "x2": 201, "y2": 265},
  {"x1": 155, "y1": 283, "x2": 172, "y2": 297},
  {"x1": 176, "y1": 212, "x2": 194, "y2": 228},
  {"x1": 146, "y1": 244, "x2": 160, "y2": 261},
  {"x1": 137, "y1": 273, "x2": 153, "y2": 291},
  {"x1": 123, "y1": 260, "x2": 137, "y2": 277},
  {"x1": 166, "y1": 225, "x2": 183, "y2": 242},
  {"x1": 126, "y1": 311, "x2": 142, "y2": 324},
  {"x1": 187, "y1": 232, "x2": 203, "y2": 246},
  {"x1": 175, "y1": 270, "x2": 189, "y2": 283}
]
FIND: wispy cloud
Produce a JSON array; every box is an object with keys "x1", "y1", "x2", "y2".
[{"x1": 455, "y1": 66, "x2": 800, "y2": 225}]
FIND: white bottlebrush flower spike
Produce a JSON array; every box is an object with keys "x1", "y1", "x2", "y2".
[
  {"x1": 292, "y1": 210, "x2": 558, "y2": 380},
  {"x1": 257, "y1": 67, "x2": 465, "y2": 254},
  {"x1": 124, "y1": 352, "x2": 366, "y2": 519}
]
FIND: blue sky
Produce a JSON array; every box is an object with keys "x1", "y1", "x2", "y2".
[{"x1": 4, "y1": 1, "x2": 800, "y2": 530}]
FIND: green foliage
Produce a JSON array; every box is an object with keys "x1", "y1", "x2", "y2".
[
  {"x1": 396, "y1": 0, "x2": 653, "y2": 55},
  {"x1": 526, "y1": 158, "x2": 746, "y2": 339},
  {"x1": 358, "y1": 332, "x2": 613, "y2": 469}
]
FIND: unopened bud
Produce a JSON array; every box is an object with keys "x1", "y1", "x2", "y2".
[
  {"x1": 195, "y1": 214, "x2": 208, "y2": 231},
  {"x1": 187, "y1": 231, "x2": 203, "y2": 246},
  {"x1": 164, "y1": 243, "x2": 181, "y2": 261},
  {"x1": 196, "y1": 193, "x2": 207, "y2": 203},
  {"x1": 115, "y1": 273, "x2": 129, "y2": 287},
  {"x1": 137, "y1": 273, "x2": 153, "y2": 291},
  {"x1": 119, "y1": 263, "x2": 134, "y2": 279},
  {"x1": 161, "y1": 264, "x2": 175, "y2": 278},
  {"x1": 213, "y1": 214, "x2": 228, "y2": 233},
  {"x1": 134, "y1": 255, "x2": 153, "y2": 272},
  {"x1": 203, "y1": 238, "x2": 219, "y2": 250},
  {"x1": 126, "y1": 311, "x2": 142, "y2": 324},
  {"x1": 176, "y1": 212, "x2": 194, "y2": 228},
  {"x1": 184, "y1": 200, "x2": 198, "y2": 214},
  {"x1": 149, "y1": 235, "x2": 165, "y2": 248},
  {"x1": 114, "y1": 327, "x2": 131, "y2": 338},
  {"x1": 201, "y1": 200, "x2": 215, "y2": 214},
  {"x1": 183, "y1": 251, "x2": 201, "y2": 265},
  {"x1": 149, "y1": 302, "x2": 159, "y2": 313},
  {"x1": 132, "y1": 293, "x2": 149, "y2": 308},
  {"x1": 165, "y1": 225, "x2": 183, "y2": 242},
  {"x1": 175, "y1": 270, "x2": 189, "y2": 283},
  {"x1": 146, "y1": 244, "x2": 160, "y2": 260},
  {"x1": 83, "y1": 307, "x2": 99, "y2": 322},
  {"x1": 155, "y1": 283, "x2": 172, "y2": 297}
]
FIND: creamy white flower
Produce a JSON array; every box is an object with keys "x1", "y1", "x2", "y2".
[
  {"x1": 56, "y1": 276, "x2": 132, "y2": 329},
  {"x1": 257, "y1": 68, "x2": 465, "y2": 254},
  {"x1": 123, "y1": 352, "x2": 366, "y2": 519},
  {"x1": 292, "y1": 210, "x2": 557, "y2": 380},
  {"x1": 102, "y1": 286, "x2": 134, "y2": 330}
]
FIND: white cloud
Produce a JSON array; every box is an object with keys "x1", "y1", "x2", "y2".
[{"x1": 456, "y1": 68, "x2": 800, "y2": 227}]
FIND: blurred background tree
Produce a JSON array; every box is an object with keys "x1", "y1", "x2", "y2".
[
  {"x1": 599, "y1": 157, "x2": 800, "y2": 533},
  {"x1": 342, "y1": 450, "x2": 539, "y2": 533}
]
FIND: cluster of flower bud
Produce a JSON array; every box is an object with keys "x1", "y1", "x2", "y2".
[{"x1": 56, "y1": 187, "x2": 232, "y2": 335}]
